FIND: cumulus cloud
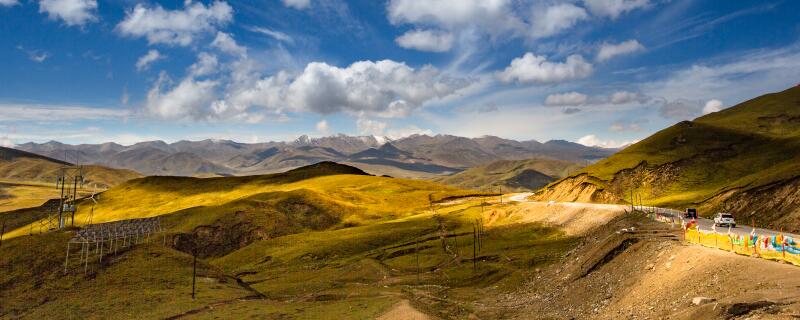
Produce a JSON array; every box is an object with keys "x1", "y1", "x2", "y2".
[
  {"x1": 356, "y1": 118, "x2": 387, "y2": 136},
  {"x1": 545, "y1": 90, "x2": 649, "y2": 107},
  {"x1": 702, "y1": 99, "x2": 724, "y2": 115},
  {"x1": 135, "y1": 49, "x2": 164, "y2": 71},
  {"x1": 387, "y1": 0, "x2": 522, "y2": 35},
  {"x1": 188, "y1": 52, "x2": 219, "y2": 77},
  {"x1": 596, "y1": 39, "x2": 645, "y2": 62},
  {"x1": 395, "y1": 29, "x2": 454, "y2": 52},
  {"x1": 316, "y1": 119, "x2": 330, "y2": 135},
  {"x1": 530, "y1": 3, "x2": 588, "y2": 39},
  {"x1": 282, "y1": 0, "x2": 310, "y2": 10},
  {"x1": 246, "y1": 26, "x2": 293, "y2": 43},
  {"x1": 211, "y1": 31, "x2": 247, "y2": 57},
  {"x1": 0, "y1": 0, "x2": 19, "y2": 7},
  {"x1": 609, "y1": 90, "x2": 649, "y2": 104},
  {"x1": 577, "y1": 134, "x2": 634, "y2": 148},
  {"x1": 116, "y1": 1, "x2": 233, "y2": 46},
  {"x1": 39, "y1": 0, "x2": 98, "y2": 26},
  {"x1": 545, "y1": 92, "x2": 589, "y2": 106},
  {"x1": 0, "y1": 136, "x2": 14, "y2": 148},
  {"x1": 497, "y1": 53, "x2": 593, "y2": 84},
  {"x1": 658, "y1": 99, "x2": 702, "y2": 120},
  {"x1": 145, "y1": 72, "x2": 219, "y2": 120},
  {"x1": 225, "y1": 59, "x2": 470, "y2": 119},
  {"x1": 583, "y1": 0, "x2": 650, "y2": 19}
]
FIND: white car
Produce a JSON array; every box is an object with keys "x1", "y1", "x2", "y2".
[{"x1": 713, "y1": 213, "x2": 736, "y2": 228}]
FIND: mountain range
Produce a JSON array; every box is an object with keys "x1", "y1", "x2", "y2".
[{"x1": 15, "y1": 134, "x2": 616, "y2": 178}]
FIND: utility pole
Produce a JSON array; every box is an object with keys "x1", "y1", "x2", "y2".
[
  {"x1": 428, "y1": 194, "x2": 433, "y2": 214},
  {"x1": 415, "y1": 239, "x2": 420, "y2": 284},
  {"x1": 498, "y1": 186, "x2": 503, "y2": 204},
  {"x1": 71, "y1": 175, "x2": 78, "y2": 226},
  {"x1": 472, "y1": 223, "x2": 477, "y2": 272},
  {"x1": 192, "y1": 238, "x2": 198, "y2": 300},
  {"x1": 0, "y1": 220, "x2": 5, "y2": 248}
]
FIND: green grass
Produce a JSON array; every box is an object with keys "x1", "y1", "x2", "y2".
[
  {"x1": 547, "y1": 86, "x2": 800, "y2": 213},
  {"x1": 1, "y1": 162, "x2": 577, "y2": 318}
]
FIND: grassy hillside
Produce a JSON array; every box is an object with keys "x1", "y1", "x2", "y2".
[
  {"x1": 436, "y1": 158, "x2": 583, "y2": 192},
  {"x1": 535, "y1": 86, "x2": 800, "y2": 229},
  {"x1": 3, "y1": 162, "x2": 484, "y2": 239},
  {"x1": 1, "y1": 162, "x2": 577, "y2": 319},
  {"x1": 0, "y1": 147, "x2": 142, "y2": 187}
]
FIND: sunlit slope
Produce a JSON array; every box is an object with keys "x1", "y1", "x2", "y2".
[
  {"x1": 436, "y1": 158, "x2": 582, "y2": 192},
  {"x1": 536, "y1": 86, "x2": 800, "y2": 228},
  {"x1": 29, "y1": 162, "x2": 479, "y2": 229},
  {"x1": 0, "y1": 146, "x2": 142, "y2": 187}
]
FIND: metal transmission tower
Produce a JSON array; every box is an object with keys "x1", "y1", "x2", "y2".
[{"x1": 45, "y1": 151, "x2": 85, "y2": 231}]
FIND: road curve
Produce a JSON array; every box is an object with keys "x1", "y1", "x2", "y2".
[{"x1": 506, "y1": 193, "x2": 798, "y2": 238}]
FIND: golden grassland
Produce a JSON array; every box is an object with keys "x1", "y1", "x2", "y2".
[
  {"x1": 0, "y1": 180, "x2": 98, "y2": 213},
  {"x1": 1, "y1": 164, "x2": 577, "y2": 319}
]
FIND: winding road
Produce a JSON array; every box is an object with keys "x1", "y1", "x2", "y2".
[{"x1": 507, "y1": 193, "x2": 799, "y2": 238}]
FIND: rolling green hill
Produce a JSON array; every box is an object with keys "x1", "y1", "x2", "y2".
[
  {"x1": 435, "y1": 158, "x2": 583, "y2": 192},
  {"x1": 535, "y1": 86, "x2": 800, "y2": 230}
]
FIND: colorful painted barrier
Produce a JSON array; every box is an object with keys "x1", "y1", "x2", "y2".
[{"x1": 684, "y1": 227, "x2": 800, "y2": 267}]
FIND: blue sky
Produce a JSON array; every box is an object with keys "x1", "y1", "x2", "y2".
[{"x1": 1, "y1": 0, "x2": 799, "y2": 147}]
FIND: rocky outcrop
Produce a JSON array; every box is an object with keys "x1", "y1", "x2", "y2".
[{"x1": 532, "y1": 174, "x2": 623, "y2": 204}]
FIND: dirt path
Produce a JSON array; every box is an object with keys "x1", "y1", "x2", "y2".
[{"x1": 376, "y1": 299, "x2": 433, "y2": 320}]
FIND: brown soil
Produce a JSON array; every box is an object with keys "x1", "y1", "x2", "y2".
[{"x1": 473, "y1": 213, "x2": 800, "y2": 319}]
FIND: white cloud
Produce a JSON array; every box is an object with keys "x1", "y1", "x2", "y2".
[
  {"x1": 356, "y1": 118, "x2": 387, "y2": 136},
  {"x1": 0, "y1": 136, "x2": 14, "y2": 148},
  {"x1": 135, "y1": 49, "x2": 164, "y2": 71},
  {"x1": 224, "y1": 59, "x2": 470, "y2": 119},
  {"x1": 609, "y1": 90, "x2": 648, "y2": 104},
  {"x1": 545, "y1": 92, "x2": 589, "y2": 106},
  {"x1": 316, "y1": 119, "x2": 330, "y2": 135},
  {"x1": 609, "y1": 119, "x2": 648, "y2": 132},
  {"x1": 116, "y1": 1, "x2": 233, "y2": 46},
  {"x1": 396, "y1": 29, "x2": 454, "y2": 52},
  {"x1": 386, "y1": 125, "x2": 433, "y2": 139},
  {"x1": 17, "y1": 45, "x2": 49, "y2": 63},
  {"x1": 188, "y1": 53, "x2": 219, "y2": 77},
  {"x1": 0, "y1": 103, "x2": 130, "y2": 121},
  {"x1": 246, "y1": 26, "x2": 293, "y2": 43},
  {"x1": 577, "y1": 134, "x2": 633, "y2": 148},
  {"x1": 530, "y1": 3, "x2": 588, "y2": 39},
  {"x1": 211, "y1": 31, "x2": 247, "y2": 57},
  {"x1": 583, "y1": 0, "x2": 650, "y2": 19},
  {"x1": 497, "y1": 53, "x2": 593, "y2": 84},
  {"x1": 39, "y1": 0, "x2": 98, "y2": 26},
  {"x1": 387, "y1": 0, "x2": 522, "y2": 35},
  {"x1": 596, "y1": 39, "x2": 645, "y2": 62},
  {"x1": 0, "y1": 0, "x2": 18, "y2": 7},
  {"x1": 659, "y1": 99, "x2": 701, "y2": 120},
  {"x1": 145, "y1": 72, "x2": 219, "y2": 120},
  {"x1": 643, "y1": 46, "x2": 800, "y2": 107},
  {"x1": 702, "y1": 99, "x2": 724, "y2": 115},
  {"x1": 545, "y1": 90, "x2": 649, "y2": 107},
  {"x1": 282, "y1": 0, "x2": 310, "y2": 10}
]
